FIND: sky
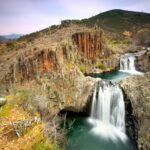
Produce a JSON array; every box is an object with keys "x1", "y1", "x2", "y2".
[{"x1": 0, "y1": 0, "x2": 150, "y2": 35}]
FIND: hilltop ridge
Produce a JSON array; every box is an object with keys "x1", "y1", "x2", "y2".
[{"x1": 82, "y1": 9, "x2": 150, "y2": 33}]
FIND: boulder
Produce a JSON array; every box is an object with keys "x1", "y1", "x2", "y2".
[{"x1": 35, "y1": 66, "x2": 100, "y2": 119}]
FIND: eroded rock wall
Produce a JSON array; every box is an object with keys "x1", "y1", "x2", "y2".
[
  {"x1": 4, "y1": 50, "x2": 58, "y2": 85},
  {"x1": 72, "y1": 32, "x2": 111, "y2": 59},
  {"x1": 135, "y1": 50, "x2": 150, "y2": 72},
  {"x1": 36, "y1": 66, "x2": 100, "y2": 117},
  {"x1": 120, "y1": 73, "x2": 150, "y2": 150}
]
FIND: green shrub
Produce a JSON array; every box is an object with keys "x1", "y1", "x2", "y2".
[
  {"x1": 0, "y1": 101, "x2": 12, "y2": 117},
  {"x1": 13, "y1": 89, "x2": 36, "y2": 115},
  {"x1": 78, "y1": 65, "x2": 86, "y2": 72},
  {"x1": 97, "y1": 64, "x2": 106, "y2": 69},
  {"x1": 122, "y1": 39, "x2": 131, "y2": 44},
  {"x1": 31, "y1": 138, "x2": 51, "y2": 150},
  {"x1": 67, "y1": 63, "x2": 73, "y2": 68}
]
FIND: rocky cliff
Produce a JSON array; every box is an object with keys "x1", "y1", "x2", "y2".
[
  {"x1": 135, "y1": 49, "x2": 150, "y2": 72},
  {"x1": 0, "y1": 25, "x2": 106, "y2": 116},
  {"x1": 120, "y1": 72, "x2": 150, "y2": 150},
  {"x1": 72, "y1": 32, "x2": 104, "y2": 59},
  {"x1": 0, "y1": 24, "x2": 120, "y2": 93}
]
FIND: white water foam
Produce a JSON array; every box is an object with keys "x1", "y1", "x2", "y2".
[
  {"x1": 119, "y1": 53, "x2": 143, "y2": 75},
  {"x1": 88, "y1": 81, "x2": 127, "y2": 142}
]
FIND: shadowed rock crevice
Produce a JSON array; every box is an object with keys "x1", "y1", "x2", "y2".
[
  {"x1": 120, "y1": 73, "x2": 150, "y2": 150},
  {"x1": 122, "y1": 89, "x2": 139, "y2": 150}
]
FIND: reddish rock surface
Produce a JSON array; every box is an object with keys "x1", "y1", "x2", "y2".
[
  {"x1": 72, "y1": 32, "x2": 104, "y2": 59},
  {"x1": 4, "y1": 50, "x2": 58, "y2": 84}
]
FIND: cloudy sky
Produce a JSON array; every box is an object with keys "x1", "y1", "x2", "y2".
[{"x1": 0, "y1": 0, "x2": 149, "y2": 35}]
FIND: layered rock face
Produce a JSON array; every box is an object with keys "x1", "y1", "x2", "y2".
[
  {"x1": 4, "y1": 50, "x2": 58, "y2": 85},
  {"x1": 0, "y1": 31, "x2": 101, "y2": 116},
  {"x1": 0, "y1": 27, "x2": 118, "y2": 120},
  {"x1": 120, "y1": 72, "x2": 150, "y2": 150},
  {"x1": 72, "y1": 32, "x2": 111, "y2": 59},
  {"x1": 1, "y1": 30, "x2": 118, "y2": 89},
  {"x1": 135, "y1": 50, "x2": 150, "y2": 72},
  {"x1": 36, "y1": 66, "x2": 100, "y2": 117},
  {"x1": 72, "y1": 32, "x2": 119, "y2": 73}
]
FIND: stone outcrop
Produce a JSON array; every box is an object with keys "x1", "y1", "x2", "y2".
[
  {"x1": 36, "y1": 66, "x2": 100, "y2": 117},
  {"x1": 135, "y1": 50, "x2": 150, "y2": 72},
  {"x1": 0, "y1": 36, "x2": 100, "y2": 116},
  {"x1": 120, "y1": 72, "x2": 150, "y2": 150},
  {"x1": 1, "y1": 30, "x2": 119, "y2": 90},
  {"x1": 72, "y1": 32, "x2": 111, "y2": 59},
  {"x1": 4, "y1": 50, "x2": 59, "y2": 85}
]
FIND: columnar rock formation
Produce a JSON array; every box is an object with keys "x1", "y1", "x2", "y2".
[
  {"x1": 72, "y1": 32, "x2": 110, "y2": 59},
  {"x1": 4, "y1": 50, "x2": 59, "y2": 85}
]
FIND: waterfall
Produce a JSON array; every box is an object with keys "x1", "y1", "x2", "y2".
[
  {"x1": 119, "y1": 53, "x2": 143, "y2": 74},
  {"x1": 120, "y1": 54, "x2": 135, "y2": 71},
  {"x1": 89, "y1": 80, "x2": 127, "y2": 141}
]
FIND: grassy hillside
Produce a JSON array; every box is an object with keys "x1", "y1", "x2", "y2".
[
  {"x1": 82, "y1": 9, "x2": 150, "y2": 33},
  {"x1": 14, "y1": 9, "x2": 150, "y2": 43}
]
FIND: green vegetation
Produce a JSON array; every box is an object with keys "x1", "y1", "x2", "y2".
[
  {"x1": 12, "y1": 89, "x2": 37, "y2": 115},
  {"x1": 0, "y1": 90, "x2": 63, "y2": 150},
  {"x1": 0, "y1": 100, "x2": 11, "y2": 117},
  {"x1": 106, "y1": 38, "x2": 131, "y2": 46},
  {"x1": 97, "y1": 64, "x2": 106, "y2": 70},
  {"x1": 28, "y1": 134, "x2": 61, "y2": 150},
  {"x1": 0, "y1": 88, "x2": 36, "y2": 118},
  {"x1": 82, "y1": 9, "x2": 150, "y2": 33},
  {"x1": 78, "y1": 65, "x2": 86, "y2": 72},
  {"x1": 67, "y1": 62, "x2": 73, "y2": 68}
]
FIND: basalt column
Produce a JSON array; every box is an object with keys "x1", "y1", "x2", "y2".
[{"x1": 72, "y1": 32, "x2": 103, "y2": 59}]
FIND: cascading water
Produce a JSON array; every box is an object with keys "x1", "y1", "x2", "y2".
[
  {"x1": 120, "y1": 54, "x2": 135, "y2": 71},
  {"x1": 67, "y1": 52, "x2": 144, "y2": 150},
  {"x1": 67, "y1": 80, "x2": 136, "y2": 150},
  {"x1": 91, "y1": 81, "x2": 125, "y2": 132},
  {"x1": 120, "y1": 53, "x2": 143, "y2": 74},
  {"x1": 89, "y1": 80, "x2": 127, "y2": 141},
  {"x1": 67, "y1": 79, "x2": 136, "y2": 150}
]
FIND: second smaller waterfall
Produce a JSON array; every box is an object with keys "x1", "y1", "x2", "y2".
[
  {"x1": 120, "y1": 54, "x2": 135, "y2": 71},
  {"x1": 120, "y1": 53, "x2": 143, "y2": 74}
]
